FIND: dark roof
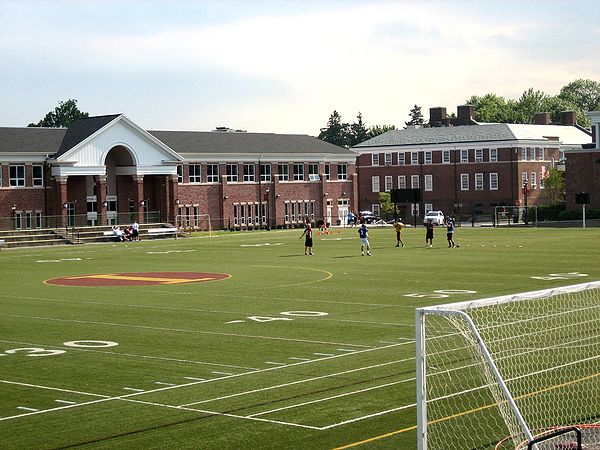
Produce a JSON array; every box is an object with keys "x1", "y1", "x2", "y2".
[
  {"x1": 54, "y1": 114, "x2": 121, "y2": 157},
  {"x1": 0, "y1": 127, "x2": 66, "y2": 153},
  {"x1": 149, "y1": 130, "x2": 353, "y2": 155}
]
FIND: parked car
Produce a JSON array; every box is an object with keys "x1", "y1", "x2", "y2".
[
  {"x1": 359, "y1": 211, "x2": 381, "y2": 224},
  {"x1": 423, "y1": 210, "x2": 445, "y2": 226}
]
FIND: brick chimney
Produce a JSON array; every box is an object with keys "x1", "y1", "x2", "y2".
[
  {"x1": 456, "y1": 105, "x2": 475, "y2": 125},
  {"x1": 534, "y1": 112, "x2": 551, "y2": 125},
  {"x1": 560, "y1": 111, "x2": 576, "y2": 126},
  {"x1": 429, "y1": 107, "x2": 447, "y2": 127}
]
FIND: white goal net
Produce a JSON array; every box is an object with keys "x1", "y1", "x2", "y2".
[
  {"x1": 416, "y1": 281, "x2": 600, "y2": 450},
  {"x1": 175, "y1": 213, "x2": 212, "y2": 236}
]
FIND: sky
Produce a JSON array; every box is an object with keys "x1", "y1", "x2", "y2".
[{"x1": 1, "y1": 0, "x2": 599, "y2": 135}]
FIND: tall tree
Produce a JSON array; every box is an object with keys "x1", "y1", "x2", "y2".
[
  {"x1": 405, "y1": 104, "x2": 424, "y2": 126},
  {"x1": 514, "y1": 88, "x2": 549, "y2": 124},
  {"x1": 558, "y1": 79, "x2": 600, "y2": 113},
  {"x1": 28, "y1": 99, "x2": 89, "y2": 128},
  {"x1": 466, "y1": 94, "x2": 514, "y2": 123},
  {"x1": 348, "y1": 112, "x2": 369, "y2": 146},
  {"x1": 317, "y1": 110, "x2": 350, "y2": 147},
  {"x1": 367, "y1": 124, "x2": 396, "y2": 139},
  {"x1": 543, "y1": 167, "x2": 565, "y2": 206}
]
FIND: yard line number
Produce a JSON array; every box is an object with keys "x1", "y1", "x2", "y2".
[
  {"x1": 404, "y1": 289, "x2": 477, "y2": 299},
  {"x1": 227, "y1": 311, "x2": 328, "y2": 324},
  {"x1": 0, "y1": 340, "x2": 118, "y2": 358}
]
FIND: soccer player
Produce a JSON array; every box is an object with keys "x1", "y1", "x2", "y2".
[
  {"x1": 446, "y1": 217, "x2": 455, "y2": 248},
  {"x1": 299, "y1": 223, "x2": 313, "y2": 255},
  {"x1": 425, "y1": 219, "x2": 434, "y2": 248},
  {"x1": 394, "y1": 218, "x2": 405, "y2": 247},
  {"x1": 358, "y1": 223, "x2": 371, "y2": 256}
]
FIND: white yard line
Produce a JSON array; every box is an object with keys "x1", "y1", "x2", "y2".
[{"x1": 0, "y1": 314, "x2": 372, "y2": 349}]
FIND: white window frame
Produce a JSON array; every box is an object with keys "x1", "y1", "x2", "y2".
[
  {"x1": 278, "y1": 164, "x2": 289, "y2": 181},
  {"x1": 32, "y1": 164, "x2": 44, "y2": 187},
  {"x1": 189, "y1": 164, "x2": 201, "y2": 183},
  {"x1": 207, "y1": 164, "x2": 219, "y2": 183},
  {"x1": 424, "y1": 203, "x2": 433, "y2": 213},
  {"x1": 324, "y1": 164, "x2": 330, "y2": 181},
  {"x1": 530, "y1": 147, "x2": 536, "y2": 161},
  {"x1": 424, "y1": 174, "x2": 433, "y2": 192},
  {"x1": 177, "y1": 164, "x2": 183, "y2": 183},
  {"x1": 372, "y1": 204, "x2": 381, "y2": 217},
  {"x1": 475, "y1": 149, "x2": 484, "y2": 162},
  {"x1": 460, "y1": 149, "x2": 469, "y2": 163},
  {"x1": 397, "y1": 152, "x2": 405, "y2": 165},
  {"x1": 371, "y1": 176, "x2": 380, "y2": 193},
  {"x1": 460, "y1": 173, "x2": 469, "y2": 191},
  {"x1": 260, "y1": 163, "x2": 271, "y2": 182},
  {"x1": 397, "y1": 175, "x2": 406, "y2": 189},
  {"x1": 293, "y1": 163, "x2": 304, "y2": 181},
  {"x1": 384, "y1": 176, "x2": 393, "y2": 192},
  {"x1": 489, "y1": 172, "x2": 499, "y2": 190},
  {"x1": 530, "y1": 171, "x2": 537, "y2": 189},
  {"x1": 424, "y1": 151, "x2": 432, "y2": 164},
  {"x1": 308, "y1": 163, "x2": 319, "y2": 181},
  {"x1": 226, "y1": 164, "x2": 238, "y2": 182},
  {"x1": 522, "y1": 147, "x2": 528, "y2": 161},
  {"x1": 475, "y1": 172, "x2": 484, "y2": 191},
  {"x1": 337, "y1": 164, "x2": 347, "y2": 180},
  {"x1": 442, "y1": 150, "x2": 451, "y2": 164},
  {"x1": 411, "y1": 152, "x2": 419, "y2": 165},
  {"x1": 9, "y1": 165, "x2": 25, "y2": 187},
  {"x1": 384, "y1": 153, "x2": 392, "y2": 166},
  {"x1": 489, "y1": 148, "x2": 498, "y2": 162},
  {"x1": 243, "y1": 164, "x2": 255, "y2": 182},
  {"x1": 538, "y1": 147, "x2": 545, "y2": 160},
  {"x1": 372, "y1": 154, "x2": 380, "y2": 166},
  {"x1": 411, "y1": 175, "x2": 420, "y2": 189}
]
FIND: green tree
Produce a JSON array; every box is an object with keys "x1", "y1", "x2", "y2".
[
  {"x1": 543, "y1": 167, "x2": 565, "y2": 206},
  {"x1": 466, "y1": 94, "x2": 514, "y2": 123},
  {"x1": 378, "y1": 192, "x2": 394, "y2": 220},
  {"x1": 367, "y1": 124, "x2": 396, "y2": 138},
  {"x1": 405, "y1": 104, "x2": 424, "y2": 126},
  {"x1": 348, "y1": 112, "x2": 369, "y2": 146},
  {"x1": 558, "y1": 79, "x2": 600, "y2": 113},
  {"x1": 317, "y1": 110, "x2": 350, "y2": 147},
  {"x1": 514, "y1": 88, "x2": 549, "y2": 124},
  {"x1": 28, "y1": 99, "x2": 89, "y2": 128}
]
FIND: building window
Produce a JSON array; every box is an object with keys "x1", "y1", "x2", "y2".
[
  {"x1": 530, "y1": 147, "x2": 536, "y2": 161},
  {"x1": 489, "y1": 148, "x2": 498, "y2": 162},
  {"x1": 308, "y1": 163, "x2": 319, "y2": 181},
  {"x1": 372, "y1": 204, "x2": 381, "y2": 216},
  {"x1": 372, "y1": 154, "x2": 379, "y2": 166},
  {"x1": 243, "y1": 164, "x2": 255, "y2": 182},
  {"x1": 522, "y1": 147, "x2": 528, "y2": 161},
  {"x1": 177, "y1": 165, "x2": 183, "y2": 183},
  {"x1": 260, "y1": 164, "x2": 271, "y2": 182},
  {"x1": 475, "y1": 149, "x2": 484, "y2": 162},
  {"x1": 530, "y1": 172, "x2": 537, "y2": 189},
  {"x1": 442, "y1": 150, "x2": 451, "y2": 164},
  {"x1": 293, "y1": 163, "x2": 304, "y2": 181},
  {"x1": 384, "y1": 153, "x2": 392, "y2": 166},
  {"x1": 461, "y1": 173, "x2": 469, "y2": 191},
  {"x1": 522, "y1": 172, "x2": 528, "y2": 185},
  {"x1": 489, "y1": 172, "x2": 499, "y2": 190},
  {"x1": 337, "y1": 164, "x2": 347, "y2": 180},
  {"x1": 398, "y1": 175, "x2": 406, "y2": 189},
  {"x1": 460, "y1": 149, "x2": 469, "y2": 163},
  {"x1": 475, "y1": 173, "x2": 484, "y2": 191},
  {"x1": 324, "y1": 164, "x2": 330, "y2": 181},
  {"x1": 397, "y1": 152, "x2": 405, "y2": 165},
  {"x1": 278, "y1": 164, "x2": 289, "y2": 181},
  {"x1": 189, "y1": 164, "x2": 201, "y2": 183},
  {"x1": 411, "y1": 152, "x2": 419, "y2": 165},
  {"x1": 424, "y1": 174, "x2": 433, "y2": 191},
  {"x1": 538, "y1": 148, "x2": 545, "y2": 160},
  {"x1": 32, "y1": 165, "x2": 44, "y2": 186},
  {"x1": 424, "y1": 151, "x2": 432, "y2": 164},
  {"x1": 412, "y1": 203, "x2": 420, "y2": 217},
  {"x1": 424, "y1": 203, "x2": 433, "y2": 213},
  {"x1": 384, "y1": 176, "x2": 392, "y2": 192},
  {"x1": 207, "y1": 164, "x2": 219, "y2": 183},
  {"x1": 226, "y1": 164, "x2": 238, "y2": 182},
  {"x1": 411, "y1": 175, "x2": 420, "y2": 189},
  {"x1": 371, "y1": 176, "x2": 380, "y2": 192},
  {"x1": 9, "y1": 165, "x2": 25, "y2": 187}
]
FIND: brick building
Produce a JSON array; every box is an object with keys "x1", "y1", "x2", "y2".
[
  {"x1": 564, "y1": 110, "x2": 600, "y2": 210},
  {"x1": 353, "y1": 106, "x2": 592, "y2": 220},
  {"x1": 0, "y1": 114, "x2": 357, "y2": 230}
]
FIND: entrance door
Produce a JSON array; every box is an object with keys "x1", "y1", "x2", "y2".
[
  {"x1": 326, "y1": 202, "x2": 333, "y2": 227},
  {"x1": 106, "y1": 195, "x2": 117, "y2": 225}
]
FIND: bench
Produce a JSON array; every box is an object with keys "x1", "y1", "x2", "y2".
[
  {"x1": 146, "y1": 227, "x2": 178, "y2": 239},
  {"x1": 0, "y1": 239, "x2": 5, "y2": 250}
]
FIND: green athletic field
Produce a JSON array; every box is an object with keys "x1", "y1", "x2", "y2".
[{"x1": 0, "y1": 226, "x2": 598, "y2": 449}]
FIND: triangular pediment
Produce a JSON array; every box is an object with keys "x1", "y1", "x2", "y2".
[{"x1": 50, "y1": 114, "x2": 182, "y2": 178}]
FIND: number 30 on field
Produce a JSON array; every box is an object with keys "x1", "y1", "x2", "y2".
[{"x1": 0, "y1": 340, "x2": 118, "y2": 358}]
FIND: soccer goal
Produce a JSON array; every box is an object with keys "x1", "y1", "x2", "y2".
[
  {"x1": 175, "y1": 213, "x2": 213, "y2": 237},
  {"x1": 494, "y1": 205, "x2": 538, "y2": 227},
  {"x1": 416, "y1": 281, "x2": 600, "y2": 450}
]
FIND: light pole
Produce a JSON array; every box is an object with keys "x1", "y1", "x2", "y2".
[
  {"x1": 265, "y1": 188, "x2": 270, "y2": 230},
  {"x1": 522, "y1": 181, "x2": 529, "y2": 225}
]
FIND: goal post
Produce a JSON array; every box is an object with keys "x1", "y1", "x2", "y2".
[
  {"x1": 175, "y1": 213, "x2": 213, "y2": 237},
  {"x1": 416, "y1": 281, "x2": 600, "y2": 450}
]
